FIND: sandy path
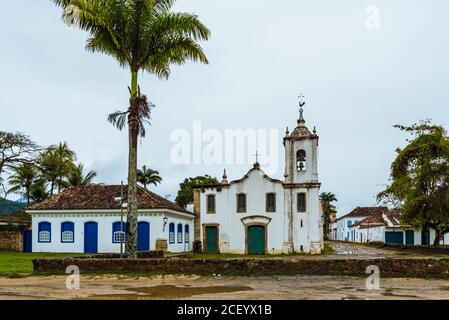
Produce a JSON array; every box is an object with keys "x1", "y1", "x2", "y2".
[{"x1": 0, "y1": 274, "x2": 448, "y2": 300}]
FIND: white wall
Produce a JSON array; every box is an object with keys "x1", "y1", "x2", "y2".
[
  {"x1": 31, "y1": 211, "x2": 194, "y2": 253},
  {"x1": 200, "y1": 169, "x2": 286, "y2": 254}
]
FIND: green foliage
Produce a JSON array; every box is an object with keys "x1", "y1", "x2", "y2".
[
  {"x1": 7, "y1": 163, "x2": 38, "y2": 205},
  {"x1": 320, "y1": 192, "x2": 337, "y2": 239},
  {"x1": 175, "y1": 175, "x2": 218, "y2": 208},
  {"x1": 378, "y1": 120, "x2": 449, "y2": 245},
  {"x1": 67, "y1": 163, "x2": 97, "y2": 187},
  {"x1": 137, "y1": 165, "x2": 162, "y2": 189}
]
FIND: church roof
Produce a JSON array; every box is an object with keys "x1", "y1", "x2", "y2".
[
  {"x1": 284, "y1": 97, "x2": 318, "y2": 140},
  {"x1": 27, "y1": 184, "x2": 191, "y2": 214}
]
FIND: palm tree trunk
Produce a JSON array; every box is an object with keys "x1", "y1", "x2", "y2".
[{"x1": 125, "y1": 71, "x2": 139, "y2": 258}]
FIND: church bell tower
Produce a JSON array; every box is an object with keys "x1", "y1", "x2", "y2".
[{"x1": 283, "y1": 94, "x2": 319, "y2": 184}]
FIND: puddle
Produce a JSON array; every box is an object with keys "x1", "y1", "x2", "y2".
[{"x1": 91, "y1": 285, "x2": 252, "y2": 300}]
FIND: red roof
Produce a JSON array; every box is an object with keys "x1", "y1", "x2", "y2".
[
  {"x1": 337, "y1": 206, "x2": 389, "y2": 221},
  {"x1": 27, "y1": 185, "x2": 190, "y2": 214}
]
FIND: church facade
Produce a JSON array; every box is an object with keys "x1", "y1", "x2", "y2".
[{"x1": 193, "y1": 102, "x2": 323, "y2": 254}]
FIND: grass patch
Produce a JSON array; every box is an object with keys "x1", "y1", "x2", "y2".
[{"x1": 0, "y1": 251, "x2": 86, "y2": 277}]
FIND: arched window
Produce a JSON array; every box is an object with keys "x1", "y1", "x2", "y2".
[
  {"x1": 177, "y1": 224, "x2": 183, "y2": 243},
  {"x1": 296, "y1": 149, "x2": 306, "y2": 171},
  {"x1": 61, "y1": 222, "x2": 74, "y2": 243},
  {"x1": 112, "y1": 221, "x2": 127, "y2": 243},
  {"x1": 169, "y1": 223, "x2": 175, "y2": 244},
  {"x1": 38, "y1": 222, "x2": 51, "y2": 243},
  {"x1": 185, "y1": 225, "x2": 190, "y2": 243}
]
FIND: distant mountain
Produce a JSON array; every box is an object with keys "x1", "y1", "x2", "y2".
[{"x1": 0, "y1": 199, "x2": 25, "y2": 215}]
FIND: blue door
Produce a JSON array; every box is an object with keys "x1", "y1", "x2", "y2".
[
  {"x1": 84, "y1": 222, "x2": 98, "y2": 253},
  {"x1": 137, "y1": 222, "x2": 150, "y2": 251},
  {"x1": 385, "y1": 231, "x2": 403, "y2": 244},
  {"x1": 405, "y1": 230, "x2": 414, "y2": 245},
  {"x1": 23, "y1": 230, "x2": 32, "y2": 252}
]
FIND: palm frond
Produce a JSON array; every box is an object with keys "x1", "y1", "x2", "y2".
[{"x1": 107, "y1": 110, "x2": 128, "y2": 131}]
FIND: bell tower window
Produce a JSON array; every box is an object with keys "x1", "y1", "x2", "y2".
[{"x1": 296, "y1": 149, "x2": 306, "y2": 171}]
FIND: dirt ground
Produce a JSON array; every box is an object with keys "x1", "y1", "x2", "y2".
[
  {"x1": 0, "y1": 274, "x2": 449, "y2": 300},
  {"x1": 0, "y1": 242, "x2": 447, "y2": 300}
]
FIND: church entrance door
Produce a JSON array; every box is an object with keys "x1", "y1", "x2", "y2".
[
  {"x1": 247, "y1": 225, "x2": 266, "y2": 255},
  {"x1": 205, "y1": 226, "x2": 218, "y2": 253}
]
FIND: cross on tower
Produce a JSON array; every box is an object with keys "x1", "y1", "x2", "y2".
[{"x1": 253, "y1": 150, "x2": 260, "y2": 164}]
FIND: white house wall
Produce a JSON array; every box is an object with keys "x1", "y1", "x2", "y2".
[{"x1": 30, "y1": 211, "x2": 194, "y2": 253}]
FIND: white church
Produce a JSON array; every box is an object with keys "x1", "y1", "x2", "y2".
[{"x1": 193, "y1": 101, "x2": 324, "y2": 254}]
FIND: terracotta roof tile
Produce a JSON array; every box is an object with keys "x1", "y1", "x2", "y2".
[
  {"x1": 27, "y1": 185, "x2": 191, "y2": 214},
  {"x1": 337, "y1": 206, "x2": 389, "y2": 221}
]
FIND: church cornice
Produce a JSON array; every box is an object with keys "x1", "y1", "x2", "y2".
[{"x1": 283, "y1": 182, "x2": 321, "y2": 189}]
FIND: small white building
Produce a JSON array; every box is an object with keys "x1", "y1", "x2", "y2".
[
  {"x1": 26, "y1": 185, "x2": 194, "y2": 253},
  {"x1": 193, "y1": 104, "x2": 323, "y2": 254},
  {"x1": 335, "y1": 207, "x2": 390, "y2": 242}
]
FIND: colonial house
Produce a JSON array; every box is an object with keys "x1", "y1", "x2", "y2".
[
  {"x1": 335, "y1": 206, "x2": 449, "y2": 245},
  {"x1": 26, "y1": 185, "x2": 194, "y2": 253},
  {"x1": 334, "y1": 207, "x2": 390, "y2": 242},
  {"x1": 348, "y1": 210, "x2": 440, "y2": 245},
  {"x1": 192, "y1": 104, "x2": 323, "y2": 254}
]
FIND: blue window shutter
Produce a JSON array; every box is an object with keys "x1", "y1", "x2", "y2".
[
  {"x1": 38, "y1": 222, "x2": 51, "y2": 243},
  {"x1": 112, "y1": 221, "x2": 127, "y2": 243},
  {"x1": 177, "y1": 224, "x2": 183, "y2": 243},
  {"x1": 185, "y1": 225, "x2": 189, "y2": 243},
  {"x1": 61, "y1": 222, "x2": 75, "y2": 243},
  {"x1": 169, "y1": 223, "x2": 175, "y2": 244}
]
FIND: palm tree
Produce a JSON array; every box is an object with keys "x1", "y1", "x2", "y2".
[
  {"x1": 53, "y1": 0, "x2": 210, "y2": 258},
  {"x1": 39, "y1": 143, "x2": 76, "y2": 195},
  {"x1": 67, "y1": 163, "x2": 97, "y2": 187},
  {"x1": 30, "y1": 178, "x2": 49, "y2": 203},
  {"x1": 137, "y1": 166, "x2": 162, "y2": 189},
  {"x1": 320, "y1": 192, "x2": 337, "y2": 239},
  {"x1": 8, "y1": 163, "x2": 38, "y2": 205}
]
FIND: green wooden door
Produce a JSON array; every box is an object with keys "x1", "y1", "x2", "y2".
[
  {"x1": 248, "y1": 226, "x2": 265, "y2": 255},
  {"x1": 405, "y1": 230, "x2": 414, "y2": 245},
  {"x1": 206, "y1": 226, "x2": 218, "y2": 253}
]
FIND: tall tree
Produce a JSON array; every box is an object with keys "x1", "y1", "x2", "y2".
[
  {"x1": 175, "y1": 175, "x2": 218, "y2": 208},
  {"x1": 137, "y1": 165, "x2": 162, "y2": 189},
  {"x1": 0, "y1": 131, "x2": 38, "y2": 194},
  {"x1": 39, "y1": 143, "x2": 76, "y2": 195},
  {"x1": 7, "y1": 163, "x2": 38, "y2": 205},
  {"x1": 378, "y1": 121, "x2": 449, "y2": 246},
  {"x1": 67, "y1": 163, "x2": 97, "y2": 187},
  {"x1": 320, "y1": 192, "x2": 337, "y2": 239},
  {"x1": 53, "y1": 0, "x2": 210, "y2": 258}
]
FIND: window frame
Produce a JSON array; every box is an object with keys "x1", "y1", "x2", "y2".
[
  {"x1": 177, "y1": 223, "x2": 183, "y2": 243},
  {"x1": 169, "y1": 222, "x2": 175, "y2": 244},
  {"x1": 184, "y1": 224, "x2": 190, "y2": 243},
  {"x1": 236, "y1": 193, "x2": 247, "y2": 213},
  {"x1": 266, "y1": 193, "x2": 276, "y2": 212},
  {"x1": 297, "y1": 192, "x2": 307, "y2": 212},
  {"x1": 206, "y1": 194, "x2": 216, "y2": 214},
  {"x1": 38, "y1": 221, "x2": 51, "y2": 243},
  {"x1": 61, "y1": 221, "x2": 75, "y2": 243},
  {"x1": 112, "y1": 221, "x2": 127, "y2": 244},
  {"x1": 296, "y1": 149, "x2": 307, "y2": 171}
]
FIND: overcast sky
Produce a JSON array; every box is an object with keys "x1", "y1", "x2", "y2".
[{"x1": 1, "y1": 0, "x2": 449, "y2": 216}]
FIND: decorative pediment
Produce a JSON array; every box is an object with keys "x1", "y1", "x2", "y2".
[{"x1": 240, "y1": 215, "x2": 272, "y2": 226}]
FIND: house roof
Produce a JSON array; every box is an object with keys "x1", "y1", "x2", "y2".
[
  {"x1": 27, "y1": 185, "x2": 191, "y2": 214},
  {"x1": 350, "y1": 214, "x2": 385, "y2": 229},
  {"x1": 337, "y1": 206, "x2": 390, "y2": 221}
]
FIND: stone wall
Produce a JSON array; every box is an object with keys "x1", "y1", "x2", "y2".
[
  {"x1": 33, "y1": 257, "x2": 449, "y2": 278},
  {"x1": 0, "y1": 227, "x2": 23, "y2": 251}
]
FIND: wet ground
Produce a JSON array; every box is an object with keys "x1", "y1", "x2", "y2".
[
  {"x1": 0, "y1": 242, "x2": 446, "y2": 300},
  {"x1": 0, "y1": 274, "x2": 448, "y2": 300}
]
